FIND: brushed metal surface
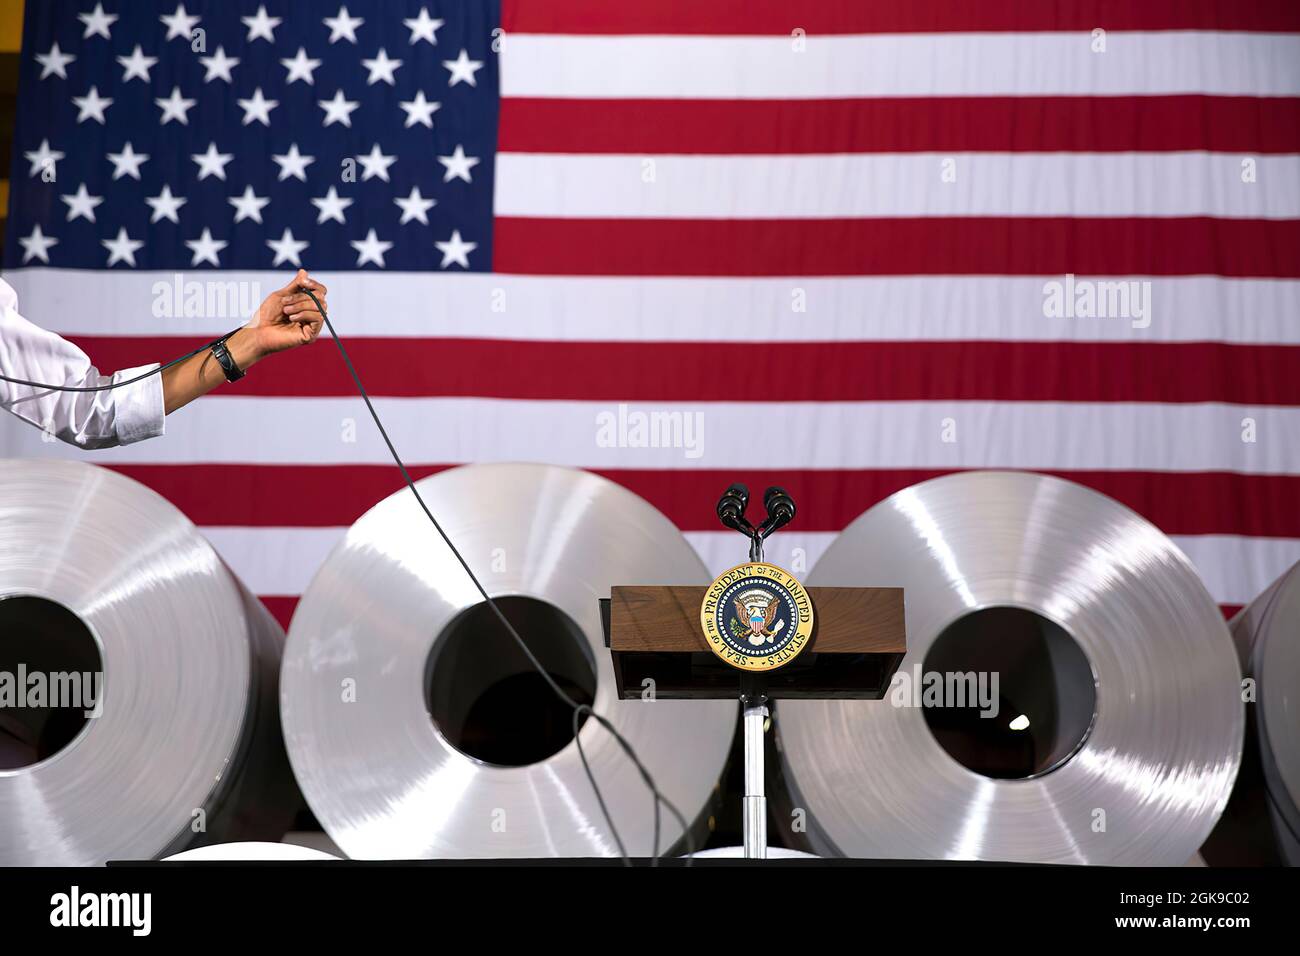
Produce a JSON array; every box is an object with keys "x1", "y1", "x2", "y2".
[
  {"x1": 1222, "y1": 561, "x2": 1300, "y2": 863},
  {"x1": 777, "y1": 471, "x2": 1244, "y2": 865},
  {"x1": 163, "y1": 842, "x2": 340, "y2": 862},
  {"x1": 0, "y1": 460, "x2": 295, "y2": 865},
  {"x1": 281, "y1": 463, "x2": 735, "y2": 858}
]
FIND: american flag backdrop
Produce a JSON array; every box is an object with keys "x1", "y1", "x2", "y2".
[{"x1": 2, "y1": 0, "x2": 1299, "y2": 628}]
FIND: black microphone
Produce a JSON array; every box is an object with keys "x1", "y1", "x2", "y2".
[
  {"x1": 716, "y1": 482, "x2": 755, "y2": 535},
  {"x1": 758, "y1": 486, "x2": 796, "y2": 538}
]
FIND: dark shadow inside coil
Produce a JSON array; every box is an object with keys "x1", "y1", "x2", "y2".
[
  {"x1": 920, "y1": 606, "x2": 1096, "y2": 780},
  {"x1": 425, "y1": 596, "x2": 596, "y2": 767},
  {"x1": 0, "y1": 595, "x2": 103, "y2": 770}
]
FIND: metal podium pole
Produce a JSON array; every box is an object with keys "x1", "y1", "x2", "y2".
[{"x1": 741, "y1": 687, "x2": 769, "y2": 859}]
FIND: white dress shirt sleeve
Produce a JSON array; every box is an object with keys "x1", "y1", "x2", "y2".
[{"x1": 0, "y1": 278, "x2": 165, "y2": 449}]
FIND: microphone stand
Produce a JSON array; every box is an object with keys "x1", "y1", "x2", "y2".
[{"x1": 729, "y1": 494, "x2": 792, "y2": 860}]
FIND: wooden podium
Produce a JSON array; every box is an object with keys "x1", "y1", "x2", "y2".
[
  {"x1": 600, "y1": 483, "x2": 906, "y2": 860},
  {"x1": 601, "y1": 584, "x2": 906, "y2": 700}
]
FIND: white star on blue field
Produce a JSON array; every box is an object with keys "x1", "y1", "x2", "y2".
[{"x1": 8, "y1": 1, "x2": 499, "y2": 272}]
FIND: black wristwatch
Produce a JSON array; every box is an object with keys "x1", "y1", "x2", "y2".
[{"x1": 210, "y1": 336, "x2": 246, "y2": 382}]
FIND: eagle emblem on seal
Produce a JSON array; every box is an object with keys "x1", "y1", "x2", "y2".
[
  {"x1": 701, "y1": 562, "x2": 814, "y2": 672},
  {"x1": 730, "y1": 588, "x2": 784, "y2": 647}
]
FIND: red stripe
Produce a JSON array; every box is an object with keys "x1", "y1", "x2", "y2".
[
  {"x1": 259, "y1": 595, "x2": 299, "y2": 632},
  {"x1": 256, "y1": 596, "x2": 1245, "y2": 623},
  {"x1": 502, "y1": 0, "x2": 1300, "y2": 34},
  {"x1": 492, "y1": 217, "x2": 1300, "y2": 277},
  {"x1": 256, "y1": 595, "x2": 1237, "y2": 624},
  {"x1": 106, "y1": 465, "x2": 1300, "y2": 538},
  {"x1": 499, "y1": 96, "x2": 1300, "y2": 155},
  {"x1": 68, "y1": 336, "x2": 1300, "y2": 405}
]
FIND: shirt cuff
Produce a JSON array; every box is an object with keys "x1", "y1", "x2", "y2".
[{"x1": 111, "y1": 363, "x2": 166, "y2": 445}]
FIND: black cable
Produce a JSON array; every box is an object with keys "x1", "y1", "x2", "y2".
[
  {"x1": 303, "y1": 289, "x2": 693, "y2": 866},
  {"x1": 0, "y1": 292, "x2": 696, "y2": 865}
]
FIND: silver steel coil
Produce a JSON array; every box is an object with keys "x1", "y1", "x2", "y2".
[
  {"x1": 163, "y1": 842, "x2": 340, "y2": 862},
  {"x1": 281, "y1": 463, "x2": 735, "y2": 858},
  {"x1": 1202, "y1": 561, "x2": 1300, "y2": 865},
  {"x1": 776, "y1": 470, "x2": 1243, "y2": 864},
  {"x1": 0, "y1": 460, "x2": 298, "y2": 865}
]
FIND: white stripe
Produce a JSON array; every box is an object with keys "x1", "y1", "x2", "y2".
[
  {"x1": 497, "y1": 153, "x2": 1300, "y2": 219},
  {"x1": 7, "y1": 270, "x2": 1299, "y2": 345},
  {"x1": 689, "y1": 532, "x2": 1300, "y2": 606},
  {"x1": 686, "y1": 531, "x2": 836, "y2": 584},
  {"x1": 501, "y1": 32, "x2": 1300, "y2": 99},
  {"x1": 1170, "y1": 535, "x2": 1300, "y2": 607},
  {"x1": 200, "y1": 526, "x2": 1298, "y2": 607},
  {"x1": 203, "y1": 526, "x2": 343, "y2": 596},
  {"x1": 4, "y1": 398, "x2": 1296, "y2": 472}
]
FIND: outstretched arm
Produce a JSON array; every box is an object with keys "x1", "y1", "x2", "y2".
[
  {"x1": 0, "y1": 269, "x2": 328, "y2": 448},
  {"x1": 161, "y1": 270, "x2": 328, "y2": 414}
]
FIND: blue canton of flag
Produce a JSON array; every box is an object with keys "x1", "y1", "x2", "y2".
[{"x1": 5, "y1": 0, "x2": 500, "y2": 272}]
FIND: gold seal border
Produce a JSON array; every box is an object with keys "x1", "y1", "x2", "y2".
[{"x1": 699, "y1": 561, "x2": 815, "y2": 672}]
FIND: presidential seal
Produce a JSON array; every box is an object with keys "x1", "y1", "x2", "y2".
[{"x1": 699, "y1": 562, "x2": 814, "y2": 671}]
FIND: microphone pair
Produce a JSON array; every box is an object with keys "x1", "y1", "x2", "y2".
[{"x1": 716, "y1": 483, "x2": 796, "y2": 540}]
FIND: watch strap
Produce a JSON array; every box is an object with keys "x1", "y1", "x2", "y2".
[{"x1": 211, "y1": 336, "x2": 246, "y2": 383}]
